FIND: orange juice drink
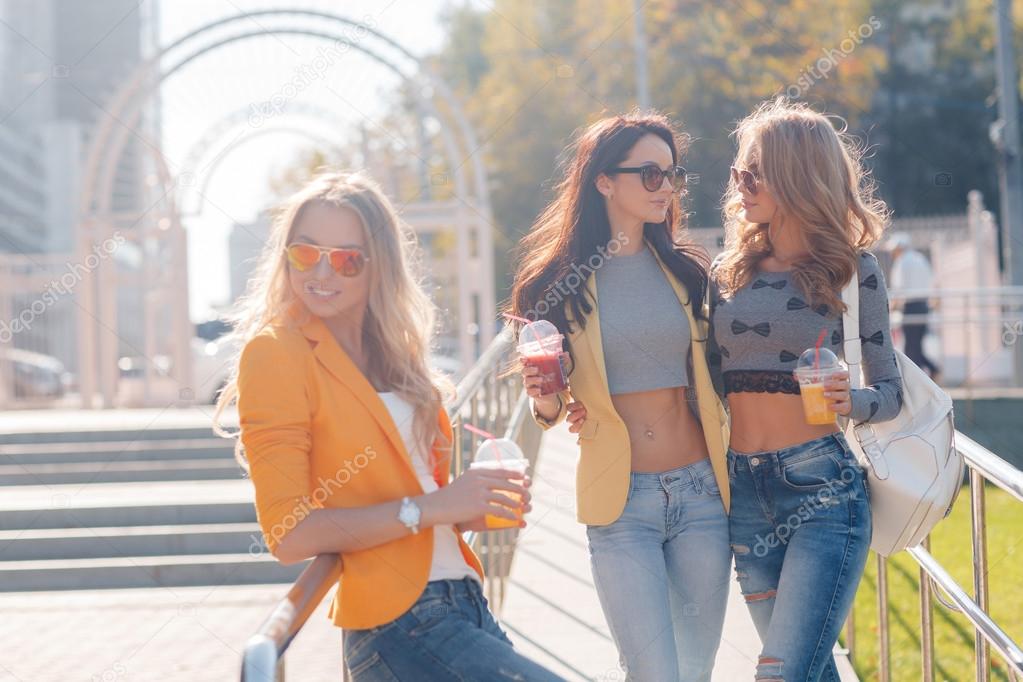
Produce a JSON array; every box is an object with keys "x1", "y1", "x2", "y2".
[
  {"x1": 794, "y1": 347, "x2": 843, "y2": 426},
  {"x1": 798, "y1": 382, "x2": 836, "y2": 425},
  {"x1": 468, "y1": 438, "x2": 528, "y2": 529}
]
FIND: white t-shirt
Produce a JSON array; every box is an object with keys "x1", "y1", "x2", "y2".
[
  {"x1": 889, "y1": 249, "x2": 933, "y2": 297},
  {"x1": 377, "y1": 391, "x2": 480, "y2": 584}
]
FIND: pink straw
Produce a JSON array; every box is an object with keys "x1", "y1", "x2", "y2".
[
  {"x1": 814, "y1": 328, "x2": 828, "y2": 370},
  {"x1": 463, "y1": 424, "x2": 496, "y2": 440},
  {"x1": 502, "y1": 312, "x2": 546, "y2": 348},
  {"x1": 463, "y1": 423, "x2": 503, "y2": 463}
]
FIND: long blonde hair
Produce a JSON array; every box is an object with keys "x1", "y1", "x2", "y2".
[
  {"x1": 717, "y1": 99, "x2": 890, "y2": 314},
  {"x1": 214, "y1": 170, "x2": 454, "y2": 468}
]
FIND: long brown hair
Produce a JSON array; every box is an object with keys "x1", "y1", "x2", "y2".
[
  {"x1": 505, "y1": 112, "x2": 710, "y2": 363},
  {"x1": 717, "y1": 99, "x2": 889, "y2": 314}
]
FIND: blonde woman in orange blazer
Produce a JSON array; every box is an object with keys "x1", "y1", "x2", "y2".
[{"x1": 216, "y1": 172, "x2": 565, "y2": 681}]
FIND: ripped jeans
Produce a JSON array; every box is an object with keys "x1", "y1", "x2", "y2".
[{"x1": 727, "y1": 433, "x2": 871, "y2": 682}]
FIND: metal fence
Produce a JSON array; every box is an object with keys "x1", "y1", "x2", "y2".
[
  {"x1": 846, "y1": 431, "x2": 1023, "y2": 681},
  {"x1": 240, "y1": 325, "x2": 536, "y2": 681},
  {"x1": 890, "y1": 285, "x2": 1023, "y2": 391}
]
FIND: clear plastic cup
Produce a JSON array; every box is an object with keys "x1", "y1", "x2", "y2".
[
  {"x1": 793, "y1": 347, "x2": 843, "y2": 425},
  {"x1": 468, "y1": 438, "x2": 529, "y2": 529},
  {"x1": 517, "y1": 320, "x2": 568, "y2": 396}
]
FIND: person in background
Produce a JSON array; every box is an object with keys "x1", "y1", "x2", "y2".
[{"x1": 887, "y1": 232, "x2": 941, "y2": 380}]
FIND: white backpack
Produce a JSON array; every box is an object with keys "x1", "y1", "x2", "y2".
[{"x1": 840, "y1": 269, "x2": 962, "y2": 557}]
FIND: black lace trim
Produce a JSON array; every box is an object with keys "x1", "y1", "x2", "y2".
[{"x1": 723, "y1": 369, "x2": 800, "y2": 396}]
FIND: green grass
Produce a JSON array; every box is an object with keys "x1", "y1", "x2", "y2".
[{"x1": 847, "y1": 484, "x2": 1023, "y2": 681}]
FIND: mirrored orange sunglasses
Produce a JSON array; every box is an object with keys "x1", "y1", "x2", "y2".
[{"x1": 284, "y1": 243, "x2": 369, "y2": 277}]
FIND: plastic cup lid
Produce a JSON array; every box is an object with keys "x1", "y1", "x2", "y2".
[
  {"x1": 473, "y1": 437, "x2": 526, "y2": 463},
  {"x1": 518, "y1": 320, "x2": 559, "y2": 346},
  {"x1": 796, "y1": 347, "x2": 840, "y2": 370}
]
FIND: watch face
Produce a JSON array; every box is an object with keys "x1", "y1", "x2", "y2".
[{"x1": 400, "y1": 499, "x2": 421, "y2": 526}]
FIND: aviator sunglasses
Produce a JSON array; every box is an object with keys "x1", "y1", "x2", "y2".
[{"x1": 285, "y1": 243, "x2": 370, "y2": 277}]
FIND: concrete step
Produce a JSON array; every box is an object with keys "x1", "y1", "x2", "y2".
[
  {"x1": 0, "y1": 479, "x2": 257, "y2": 530},
  {"x1": 0, "y1": 522, "x2": 266, "y2": 560},
  {"x1": 0, "y1": 426, "x2": 222, "y2": 446},
  {"x1": 0, "y1": 438, "x2": 237, "y2": 465},
  {"x1": 0, "y1": 502, "x2": 257, "y2": 531},
  {"x1": 0, "y1": 407, "x2": 237, "y2": 445},
  {"x1": 0, "y1": 458, "x2": 246, "y2": 485},
  {"x1": 0, "y1": 553, "x2": 304, "y2": 591}
]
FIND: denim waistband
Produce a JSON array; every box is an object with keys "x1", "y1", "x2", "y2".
[
  {"x1": 421, "y1": 576, "x2": 483, "y2": 601},
  {"x1": 629, "y1": 457, "x2": 715, "y2": 490},
  {"x1": 728, "y1": 433, "x2": 850, "y2": 475}
]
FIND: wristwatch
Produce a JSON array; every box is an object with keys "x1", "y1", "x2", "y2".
[{"x1": 398, "y1": 496, "x2": 421, "y2": 534}]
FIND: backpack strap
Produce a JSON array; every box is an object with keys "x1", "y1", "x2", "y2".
[
  {"x1": 842, "y1": 258, "x2": 885, "y2": 461},
  {"x1": 841, "y1": 264, "x2": 863, "y2": 391}
]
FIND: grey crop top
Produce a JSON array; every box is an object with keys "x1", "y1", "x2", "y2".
[
  {"x1": 709, "y1": 251, "x2": 902, "y2": 424},
  {"x1": 595, "y1": 246, "x2": 691, "y2": 395}
]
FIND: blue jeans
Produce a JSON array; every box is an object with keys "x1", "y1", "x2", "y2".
[
  {"x1": 343, "y1": 576, "x2": 565, "y2": 681},
  {"x1": 585, "y1": 458, "x2": 732, "y2": 682},
  {"x1": 727, "y1": 433, "x2": 872, "y2": 682}
]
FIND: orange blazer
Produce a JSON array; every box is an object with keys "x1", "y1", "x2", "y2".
[{"x1": 237, "y1": 315, "x2": 484, "y2": 630}]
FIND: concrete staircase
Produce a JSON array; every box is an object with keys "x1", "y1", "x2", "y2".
[{"x1": 0, "y1": 419, "x2": 305, "y2": 591}]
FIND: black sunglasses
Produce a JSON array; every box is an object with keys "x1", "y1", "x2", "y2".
[{"x1": 607, "y1": 164, "x2": 687, "y2": 192}]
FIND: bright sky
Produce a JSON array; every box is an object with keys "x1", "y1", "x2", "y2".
[{"x1": 157, "y1": 0, "x2": 467, "y2": 323}]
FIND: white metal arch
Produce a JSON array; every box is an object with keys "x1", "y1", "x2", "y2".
[
  {"x1": 77, "y1": 9, "x2": 496, "y2": 406},
  {"x1": 179, "y1": 123, "x2": 347, "y2": 217}
]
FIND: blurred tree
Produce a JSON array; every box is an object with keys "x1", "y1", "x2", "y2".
[
  {"x1": 267, "y1": 148, "x2": 332, "y2": 200},
  {"x1": 642, "y1": 0, "x2": 884, "y2": 224},
  {"x1": 429, "y1": 0, "x2": 888, "y2": 296},
  {"x1": 863, "y1": 0, "x2": 1006, "y2": 218}
]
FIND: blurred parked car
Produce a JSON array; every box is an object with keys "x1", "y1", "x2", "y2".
[
  {"x1": 1, "y1": 348, "x2": 71, "y2": 399},
  {"x1": 117, "y1": 336, "x2": 237, "y2": 406}
]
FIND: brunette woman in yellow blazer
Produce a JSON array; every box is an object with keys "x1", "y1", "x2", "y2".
[
  {"x1": 216, "y1": 172, "x2": 565, "y2": 681},
  {"x1": 508, "y1": 114, "x2": 731, "y2": 682}
]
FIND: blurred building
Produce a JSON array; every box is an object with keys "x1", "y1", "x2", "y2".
[
  {"x1": 228, "y1": 212, "x2": 272, "y2": 303},
  {"x1": 0, "y1": 0, "x2": 158, "y2": 377},
  {"x1": 0, "y1": 0, "x2": 154, "y2": 251}
]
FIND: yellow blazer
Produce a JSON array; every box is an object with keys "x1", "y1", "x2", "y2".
[
  {"x1": 532, "y1": 239, "x2": 731, "y2": 525},
  {"x1": 237, "y1": 314, "x2": 484, "y2": 629}
]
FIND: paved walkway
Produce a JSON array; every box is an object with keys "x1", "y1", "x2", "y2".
[
  {"x1": 499, "y1": 421, "x2": 760, "y2": 681},
  {"x1": 0, "y1": 584, "x2": 341, "y2": 682}
]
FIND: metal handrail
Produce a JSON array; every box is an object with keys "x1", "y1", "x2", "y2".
[
  {"x1": 885, "y1": 286, "x2": 1023, "y2": 392},
  {"x1": 957, "y1": 432, "x2": 1023, "y2": 502},
  {"x1": 448, "y1": 325, "x2": 516, "y2": 416},
  {"x1": 906, "y1": 545, "x2": 1023, "y2": 672},
  {"x1": 241, "y1": 555, "x2": 342, "y2": 681},
  {"x1": 852, "y1": 430, "x2": 1023, "y2": 681},
  {"x1": 240, "y1": 325, "x2": 528, "y2": 681},
  {"x1": 889, "y1": 285, "x2": 1023, "y2": 298}
]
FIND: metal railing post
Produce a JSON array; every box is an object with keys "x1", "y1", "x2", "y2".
[
  {"x1": 844, "y1": 609, "x2": 856, "y2": 668},
  {"x1": 971, "y1": 468, "x2": 991, "y2": 682},
  {"x1": 877, "y1": 554, "x2": 891, "y2": 682},
  {"x1": 920, "y1": 535, "x2": 935, "y2": 682},
  {"x1": 843, "y1": 609, "x2": 856, "y2": 665}
]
